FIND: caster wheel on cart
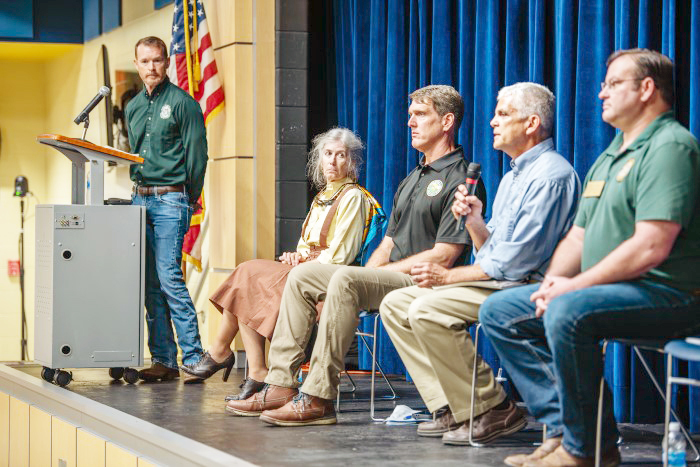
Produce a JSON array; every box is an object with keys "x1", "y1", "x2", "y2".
[
  {"x1": 123, "y1": 368, "x2": 139, "y2": 385},
  {"x1": 55, "y1": 370, "x2": 72, "y2": 387},
  {"x1": 109, "y1": 367, "x2": 125, "y2": 380},
  {"x1": 41, "y1": 367, "x2": 55, "y2": 383}
]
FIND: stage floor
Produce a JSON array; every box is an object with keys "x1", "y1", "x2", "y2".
[{"x1": 12, "y1": 363, "x2": 672, "y2": 466}]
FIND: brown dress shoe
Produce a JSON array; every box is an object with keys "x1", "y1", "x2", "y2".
[
  {"x1": 504, "y1": 437, "x2": 562, "y2": 467},
  {"x1": 523, "y1": 445, "x2": 620, "y2": 467},
  {"x1": 417, "y1": 408, "x2": 461, "y2": 437},
  {"x1": 443, "y1": 400, "x2": 527, "y2": 445},
  {"x1": 138, "y1": 362, "x2": 179, "y2": 382},
  {"x1": 225, "y1": 384, "x2": 297, "y2": 416},
  {"x1": 259, "y1": 393, "x2": 337, "y2": 426}
]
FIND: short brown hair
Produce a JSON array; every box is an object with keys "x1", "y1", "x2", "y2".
[
  {"x1": 606, "y1": 48, "x2": 674, "y2": 106},
  {"x1": 135, "y1": 36, "x2": 168, "y2": 59},
  {"x1": 409, "y1": 85, "x2": 464, "y2": 130}
]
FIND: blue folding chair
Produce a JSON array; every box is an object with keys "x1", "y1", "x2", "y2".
[
  {"x1": 594, "y1": 339, "x2": 700, "y2": 467},
  {"x1": 662, "y1": 339, "x2": 700, "y2": 467}
]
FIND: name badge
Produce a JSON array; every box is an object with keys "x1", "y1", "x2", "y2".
[{"x1": 583, "y1": 180, "x2": 605, "y2": 198}]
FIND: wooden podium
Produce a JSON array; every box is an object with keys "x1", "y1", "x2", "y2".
[
  {"x1": 34, "y1": 134, "x2": 146, "y2": 386},
  {"x1": 37, "y1": 134, "x2": 144, "y2": 205}
]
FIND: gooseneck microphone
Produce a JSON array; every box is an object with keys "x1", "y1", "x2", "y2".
[
  {"x1": 74, "y1": 86, "x2": 111, "y2": 125},
  {"x1": 457, "y1": 162, "x2": 482, "y2": 231}
]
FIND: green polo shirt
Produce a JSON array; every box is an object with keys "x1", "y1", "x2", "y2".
[
  {"x1": 127, "y1": 77, "x2": 208, "y2": 202},
  {"x1": 574, "y1": 112, "x2": 700, "y2": 291}
]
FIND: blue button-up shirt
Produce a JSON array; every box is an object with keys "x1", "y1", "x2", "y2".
[{"x1": 476, "y1": 138, "x2": 580, "y2": 281}]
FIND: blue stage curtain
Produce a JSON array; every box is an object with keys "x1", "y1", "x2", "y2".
[{"x1": 338, "y1": 0, "x2": 700, "y2": 430}]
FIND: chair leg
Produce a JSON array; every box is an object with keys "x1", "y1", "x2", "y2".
[
  {"x1": 358, "y1": 333, "x2": 397, "y2": 402},
  {"x1": 368, "y1": 313, "x2": 398, "y2": 421},
  {"x1": 633, "y1": 347, "x2": 700, "y2": 462},
  {"x1": 468, "y1": 323, "x2": 484, "y2": 447},
  {"x1": 335, "y1": 370, "x2": 359, "y2": 413},
  {"x1": 664, "y1": 353, "x2": 673, "y2": 467},
  {"x1": 595, "y1": 341, "x2": 609, "y2": 467},
  {"x1": 345, "y1": 371, "x2": 358, "y2": 392}
]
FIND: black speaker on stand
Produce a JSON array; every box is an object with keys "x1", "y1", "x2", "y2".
[{"x1": 14, "y1": 175, "x2": 29, "y2": 361}]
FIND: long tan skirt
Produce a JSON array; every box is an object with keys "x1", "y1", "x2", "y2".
[{"x1": 209, "y1": 259, "x2": 295, "y2": 340}]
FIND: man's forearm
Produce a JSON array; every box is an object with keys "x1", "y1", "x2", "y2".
[
  {"x1": 379, "y1": 244, "x2": 463, "y2": 274},
  {"x1": 365, "y1": 241, "x2": 392, "y2": 268},
  {"x1": 465, "y1": 219, "x2": 490, "y2": 251},
  {"x1": 545, "y1": 227, "x2": 583, "y2": 277},
  {"x1": 570, "y1": 221, "x2": 680, "y2": 289},
  {"x1": 443, "y1": 263, "x2": 490, "y2": 284}
]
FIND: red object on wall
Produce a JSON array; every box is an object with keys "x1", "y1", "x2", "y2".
[{"x1": 7, "y1": 260, "x2": 20, "y2": 277}]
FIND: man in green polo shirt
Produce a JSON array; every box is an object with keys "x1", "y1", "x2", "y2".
[
  {"x1": 127, "y1": 36, "x2": 207, "y2": 382},
  {"x1": 480, "y1": 49, "x2": 700, "y2": 466}
]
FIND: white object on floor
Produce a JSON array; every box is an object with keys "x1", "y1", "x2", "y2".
[{"x1": 384, "y1": 405, "x2": 422, "y2": 424}]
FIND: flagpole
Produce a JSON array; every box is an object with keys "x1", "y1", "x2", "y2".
[
  {"x1": 192, "y1": 0, "x2": 200, "y2": 93},
  {"x1": 182, "y1": 0, "x2": 195, "y2": 97},
  {"x1": 181, "y1": 0, "x2": 194, "y2": 279}
]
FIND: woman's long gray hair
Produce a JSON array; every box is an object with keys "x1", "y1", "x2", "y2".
[{"x1": 307, "y1": 127, "x2": 364, "y2": 190}]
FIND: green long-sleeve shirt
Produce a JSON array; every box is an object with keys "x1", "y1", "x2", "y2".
[{"x1": 127, "y1": 77, "x2": 208, "y2": 202}]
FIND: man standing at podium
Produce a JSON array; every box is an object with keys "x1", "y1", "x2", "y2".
[{"x1": 127, "y1": 36, "x2": 207, "y2": 382}]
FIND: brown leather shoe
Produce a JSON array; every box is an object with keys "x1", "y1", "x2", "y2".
[
  {"x1": 138, "y1": 362, "x2": 179, "y2": 382},
  {"x1": 225, "y1": 384, "x2": 297, "y2": 417},
  {"x1": 259, "y1": 393, "x2": 337, "y2": 426},
  {"x1": 417, "y1": 407, "x2": 461, "y2": 437},
  {"x1": 504, "y1": 437, "x2": 562, "y2": 466},
  {"x1": 523, "y1": 445, "x2": 620, "y2": 467},
  {"x1": 443, "y1": 400, "x2": 527, "y2": 445}
]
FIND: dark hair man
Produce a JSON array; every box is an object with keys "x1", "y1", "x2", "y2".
[
  {"x1": 226, "y1": 84, "x2": 486, "y2": 426},
  {"x1": 128, "y1": 36, "x2": 207, "y2": 381},
  {"x1": 380, "y1": 82, "x2": 580, "y2": 446},
  {"x1": 481, "y1": 49, "x2": 700, "y2": 466}
]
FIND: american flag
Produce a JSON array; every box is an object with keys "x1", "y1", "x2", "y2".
[
  {"x1": 168, "y1": 0, "x2": 224, "y2": 272},
  {"x1": 167, "y1": 0, "x2": 224, "y2": 124}
]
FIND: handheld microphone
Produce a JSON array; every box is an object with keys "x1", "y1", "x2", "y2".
[
  {"x1": 74, "y1": 86, "x2": 111, "y2": 125},
  {"x1": 457, "y1": 162, "x2": 481, "y2": 231}
]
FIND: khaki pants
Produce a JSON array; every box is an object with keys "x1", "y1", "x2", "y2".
[
  {"x1": 379, "y1": 285, "x2": 506, "y2": 423},
  {"x1": 265, "y1": 262, "x2": 414, "y2": 399}
]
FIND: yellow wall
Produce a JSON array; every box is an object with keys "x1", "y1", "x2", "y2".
[
  {"x1": 0, "y1": 0, "x2": 275, "y2": 360},
  {"x1": 0, "y1": 61, "x2": 49, "y2": 360}
]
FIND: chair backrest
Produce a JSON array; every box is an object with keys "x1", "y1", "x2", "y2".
[{"x1": 355, "y1": 186, "x2": 388, "y2": 266}]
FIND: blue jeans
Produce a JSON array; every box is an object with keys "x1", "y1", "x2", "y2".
[
  {"x1": 480, "y1": 280, "x2": 700, "y2": 458},
  {"x1": 132, "y1": 192, "x2": 203, "y2": 368}
]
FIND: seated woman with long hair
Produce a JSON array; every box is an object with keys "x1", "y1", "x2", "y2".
[{"x1": 182, "y1": 128, "x2": 372, "y2": 399}]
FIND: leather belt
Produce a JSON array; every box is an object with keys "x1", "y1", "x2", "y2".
[{"x1": 134, "y1": 184, "x2": 185, "y2": 196}]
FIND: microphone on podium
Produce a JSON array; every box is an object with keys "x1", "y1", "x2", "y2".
[
  {"x1": 457, "y1": 162, "x2": 482, "y2": 232},
  {"x1": 74, "y1": 86, "x2": 111, "y2": 125}
]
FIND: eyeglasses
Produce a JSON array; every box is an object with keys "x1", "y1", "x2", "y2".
[{"x1": 600, "y1": 78, "x2": 643, "y2": 92}]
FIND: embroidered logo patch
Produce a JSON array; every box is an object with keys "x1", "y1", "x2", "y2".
[
  {"x1": 160, "y1": 104, "x2": 172, "y2": 119},
  {"x1": 616, "y1": 158, "x2": 635, "y2": 182},
  {"x1": 426, "y1": 179, "x2": 443, "y2": 197}
]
